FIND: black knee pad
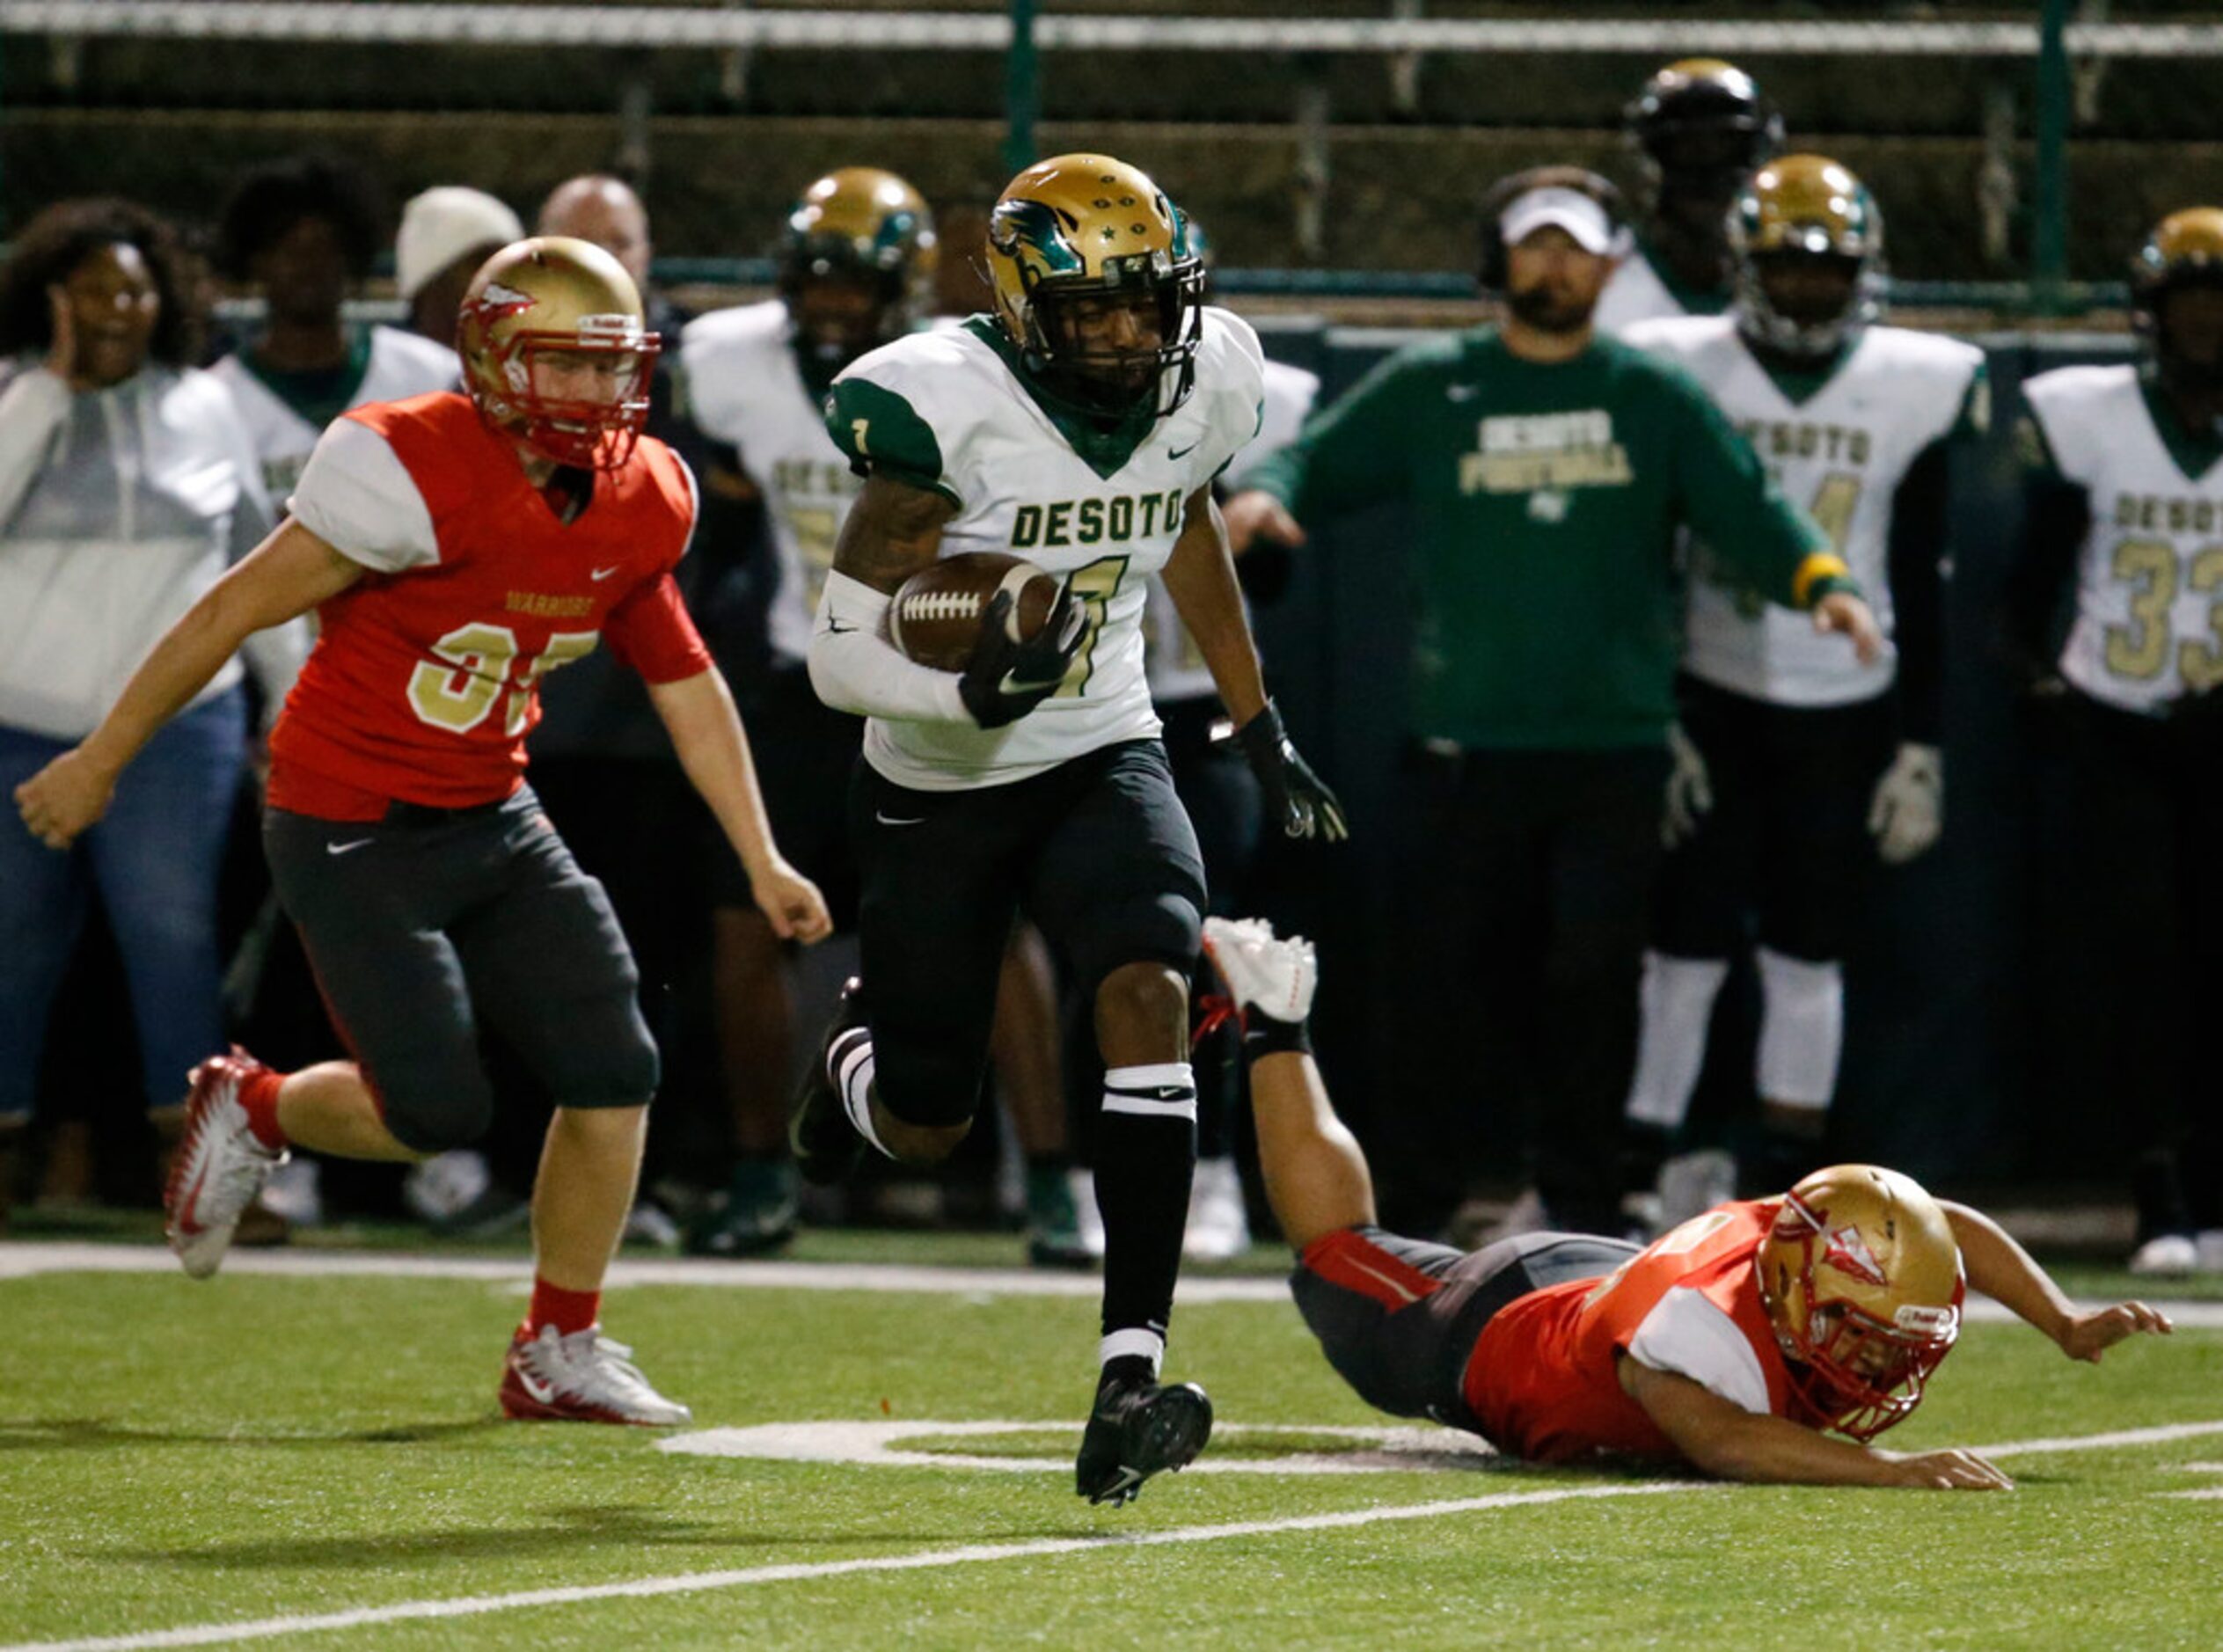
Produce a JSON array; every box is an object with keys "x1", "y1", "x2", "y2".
[
  {"x1": 379, "y1": 1074, "x2": 495, "y2": 1155},
  {"x1": 1067, "y1": 891, "x2": 1203, "y2": 997},
  {"x1": 547, "y1": 1010, "x2": 661, "y2": 1110}
]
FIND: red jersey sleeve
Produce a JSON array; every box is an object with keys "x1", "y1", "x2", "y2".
[{"x1": 603, "y1": 571, "x2": 712, "y2": 683}]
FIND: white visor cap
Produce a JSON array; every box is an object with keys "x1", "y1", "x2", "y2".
[{"x1": 1500, "y1": 186, "x2": 1617, "y2": 256}]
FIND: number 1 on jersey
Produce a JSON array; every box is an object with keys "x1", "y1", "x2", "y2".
[{"x1": 1057, "y1": 554, "x2": 1130, "y2": 698}]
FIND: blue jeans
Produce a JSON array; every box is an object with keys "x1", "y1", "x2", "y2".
[{"x1": 0, "y1": 691, "x2": 248, "y2": 1119}]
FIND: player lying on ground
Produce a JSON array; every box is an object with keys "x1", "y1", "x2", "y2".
[{"x1": 1201, "y1": 917, "x2": 2173, "y2": 1488}]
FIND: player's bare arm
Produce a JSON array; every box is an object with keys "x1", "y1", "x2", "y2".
[
  {"x1": 1165, "y1": 486, "x2": 1348, "y2": 842},
  {"x1": 15, "y1": 519, "x2": 363, "y2": 849},
  {"x1": 1617, "y1": 1356, "x2": 2013, "y2": 1490},
  {"x1": 1938, "y1": 1202, "x2": 2175, "y2": 1362},
  {"x1": 1810, "y1": 588, "x2": 1885, "y2": 664},
  {"x1": 646, "y1": 668, "x2": 832, "y2": 945},
  {"x1": 1159, "y1": 486, "x2": 1269, "y2": 726},
  {"x1": 831, "y1": 471, "x2": 957, "y2": 595}
]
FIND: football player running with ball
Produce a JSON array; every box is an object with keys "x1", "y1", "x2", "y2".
[
  {"x1": 17, "y1": 238, "x2": 830, "y2": 1424},
  {"x1": 1620, "y1": 157, "x2": 1988, "y2": 1211},
  {"x1": 1203, "y1": 917, "x2": 2172, "y2": 1486},
  {"x1": 801, "y1": 153, "x2": 1344, "y2": 1504}
]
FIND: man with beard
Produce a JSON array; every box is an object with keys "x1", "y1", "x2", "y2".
[
  {"x1": 1594, "y1": 59, "x2": 1782, "y2": 336},
  {"x1": 1224, "y1": 167, "x2": 1879, "y2": 1241}
]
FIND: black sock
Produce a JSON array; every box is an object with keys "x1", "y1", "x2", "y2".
[{"x1": 1095, "y1": 1064, "x2": 1197, "y2": 1362}]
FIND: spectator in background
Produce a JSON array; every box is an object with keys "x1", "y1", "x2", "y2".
[
  {"x1": 396, "y1": 186, "x2": 523, "y2": 346},
  {"x1": 1593, "y1": 59, "x2": 1781, "y2": 336},
  {"x1": 1225, "y1": 167, "x2": 1879, "y2": 1239},
  {"x1": 2008, "y1": 208, "x2": 2223, "y2": 1278},
  {"x1": 213, "y1": 156, "x2": 460, "y2": 501},
  {"x1": 1618, "y1": 157, "x2": 1987, "y2": 1224},
  {"x1": 0, "y1": 199, "x2": 306, "y2": 1229}
]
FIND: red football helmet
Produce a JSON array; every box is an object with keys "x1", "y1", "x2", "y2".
[
  {"x1": 456, "y1": 236, "x2": 658, "y2": 471},
  {"x1": 1758, "y1": 1164, "x2": 1964, "y2": 1442}
]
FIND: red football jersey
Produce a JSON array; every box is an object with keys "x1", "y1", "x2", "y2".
[
  {"x1": 268, "y1": 393, "x2": 710, "y2": 818},
  {"x1": 1462, "y1": 1201, "x2": 1802, "y2": 1463}
]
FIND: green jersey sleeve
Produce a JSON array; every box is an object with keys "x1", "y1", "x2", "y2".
[
  {"x1": 823, "y1": 376, "x2": 954, "y2": 502},
  {"x1": 1662, "y1": 359, "x2": 1847, "y2": 608},
  {"x1": 1240, "y1": 342, "x2": 1439, "y2": 523}
]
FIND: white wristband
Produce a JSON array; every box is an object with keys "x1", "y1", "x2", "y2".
[{"x1": 807, "y1": 569, "x2": 971, "y2": 724}]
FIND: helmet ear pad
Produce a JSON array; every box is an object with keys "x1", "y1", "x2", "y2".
[{"x1": 1476, "y1": 166, "x2": 1626, "y2": 296}]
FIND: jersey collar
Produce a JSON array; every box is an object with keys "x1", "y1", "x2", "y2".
[{"x1": 963, "y1": 315, "x2": 1159, "y2": 481}]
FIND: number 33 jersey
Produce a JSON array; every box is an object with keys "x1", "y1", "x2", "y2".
[
  {"x1": 268, "y1": 391, "x2": 710, "y2": 817},
  {"x1": 1625, "y1": 316, "x2": 1985, "y2": 707},
  {"x1": 2023, "y1": 363, "x2": 2223, "y2": 713},
  {"x1": 824, "y1": 307, "x2": 1265, "y2": 792}
]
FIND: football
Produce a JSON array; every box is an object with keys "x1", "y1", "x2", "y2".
[{"x1": 888, "y1": 552, "x2": 1060, "y2": 672}]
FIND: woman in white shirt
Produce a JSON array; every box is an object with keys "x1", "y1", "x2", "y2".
[{"x1": 0, "y1": 199, "x2": 304, "y2": 1220}]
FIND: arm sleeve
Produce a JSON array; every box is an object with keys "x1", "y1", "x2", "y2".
[
  {"x1": 807, "y1": 568, "x2": 970, "y2": 723},
  {"x1": 1239, "y1": 349, "x2": 1423, "y2": 522},
  {"x1": 604, "y1": 572, "x2": 714, "y2": 684},
  {"x1": 0, "y1": 367, "x2": 71, "y2": 531},
  {"x1": 824, "y1": 375, "x2": 961, "y2": 505},
  {"x1": 288, "y1": 418, "x2": 441, "y2": 572},
  {"x1": 1885, "y1": 436, "x2": 1951, "y2": 742},
  {"x1": 1623, "y1": 1289, "x2": 1773, "y2": 1416},
  {"x1": 2003, "y1": 413, "x2": 2090, "y2": 683},
  {"x1": 1669, "y1": 369, "x2": 1846, "y2": 609}
]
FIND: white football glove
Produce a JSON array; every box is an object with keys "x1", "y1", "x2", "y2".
[
  {"x1": 1868, "y1": 742, "x2": 1942, "y2": 865},
  {"x1": 1662, "y1": 721, "x2": 1714, "y2": 848}
]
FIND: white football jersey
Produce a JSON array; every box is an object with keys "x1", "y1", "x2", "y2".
[
  {"x1": 1141, "y1": 354, "x2": 1320, "y2": 705},
  {"x1": 1592, "y1": 246, "x2": 1726, "y2": 338},
  {"x1": 2026, "y1": 363, "x2": 2223, "y2": 714},
  {"x1": 828, "y1": 306, "x2": 1266, "y2": 790},
  {"x1": 681, "y1": 299, "x2": 860, "y2": 665},
  {"x1": 211, "y1": 325, "x2": 458, "y2": 502},
  {"x1": 1623, "y1": 316, "x2": 1985, "y2": 706}
]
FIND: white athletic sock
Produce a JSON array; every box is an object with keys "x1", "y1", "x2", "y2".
[
  {"x1": 833, "y1": 1029, "x2": 895, "y2": 1160},
  {"x1": 1099, "y1": 1327, "x2": 1166, "y2": 1377},
  {"x1": 1626, "y1": 952, "x2": 1731, "y2": 1131},
  {"x1": 1755, "y1": 947, "x2": 1844, "y2": 1109}
]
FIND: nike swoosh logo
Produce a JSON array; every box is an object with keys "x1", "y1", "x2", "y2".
[
  {"x1": 1168, "y1": 442, "x2": 1199, "y2": 460},
  {"x1": 515, "y1": 1366, "x2": 557, "y2": 1404},
  {"x1": 591, "y1": 566, "x2": 621, "y2": 581},
  {"x1": 875, "y1": 811, "x2": 925, "y2": 827},
  {"x1": 326, "y1": 839, "x2": 374, "y2": 856}
]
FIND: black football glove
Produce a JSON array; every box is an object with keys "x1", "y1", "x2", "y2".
[
  {"x1": 957, "y1": 582, "x2": 1086, "y2": 730},
  {"x1": 1232, "y1": 699, "x2": 1348, "y2": 842}
]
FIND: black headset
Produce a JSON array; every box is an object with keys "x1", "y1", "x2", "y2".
[{"x1": 1476, "y1": 166, "x2": 1627, "y2": 296}]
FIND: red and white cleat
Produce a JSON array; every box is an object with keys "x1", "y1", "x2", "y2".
[
  {"x1": 499, "y1": 1324, "x2": 693, "y2": 1425},
  {"x1": 164, "y1": 1049, "x2": 287, "y2": 1279}
]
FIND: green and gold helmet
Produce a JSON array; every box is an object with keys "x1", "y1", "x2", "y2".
[
  {"x1": 1627, "y1": 58, "x2": 1781, "y2": 205},
  {"x1": 2131, "y1": 207, "x2": 2223, "y2": 385},
  {"x1": 1729, "y1": 154, "x2": 1885, "y2": 359},
  {"x1": 779, "y1": 166, "x2": 938, "y2": 376},
  {"x1": 984, "y1": 152, "x2": 1203, "y2": 420}
]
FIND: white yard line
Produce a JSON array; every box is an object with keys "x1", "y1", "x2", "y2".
[
  {"x1": 0, "y1": 1484, "x2": 1681, "y2": 1652},
  {"x1": 5, "y1": 1242, "x2": 2220, "y2": 1326}
]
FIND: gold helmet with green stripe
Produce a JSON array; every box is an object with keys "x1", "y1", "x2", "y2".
[
  {"x1": 984, "y1": 152, "x2": 1203, "y2": 420},
  {"x1": 1729, "y1": 154, "x2": 1885, "y2": 360},
  {"x1": 2132, "y1": 208, "x2": 2223, "y2": 391},
  {"x1": 779, "y1": 166, "x2": 938, "y2": 378}
]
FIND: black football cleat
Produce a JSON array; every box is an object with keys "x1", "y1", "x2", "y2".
[
  {"x1": 1074, "y1": 1373, "x2": 1214, "y2": 1506},
  {"x1": 788, "y1": 977, "x2": 872, "y2": 1187}
]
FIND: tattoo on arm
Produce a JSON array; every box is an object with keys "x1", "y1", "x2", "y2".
[{"x1": 832, "y1": 473, "x2": 958, "y2": 594}]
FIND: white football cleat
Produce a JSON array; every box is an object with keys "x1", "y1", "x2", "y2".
[
  {"x1": 499, "y1": 1324, "x2": 693, "y2": 1425},
  {"x1": 1183, "y1": 1155, "x2": 1252, "y2": 1260},
  {"x1": 2128, "y1": 1233, "x2": 2198, "y2": 1277},
  {"x1": 165, "y1": 1051, "x2": 288, "y2": 1279},
  {"x1": 1201, "y1": 917, "x2": 1318, "y2": 1026}
]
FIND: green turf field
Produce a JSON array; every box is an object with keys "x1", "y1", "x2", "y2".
[{"x1": 4, "y1": 1239, "x2": 2217, "y2": 1650}]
